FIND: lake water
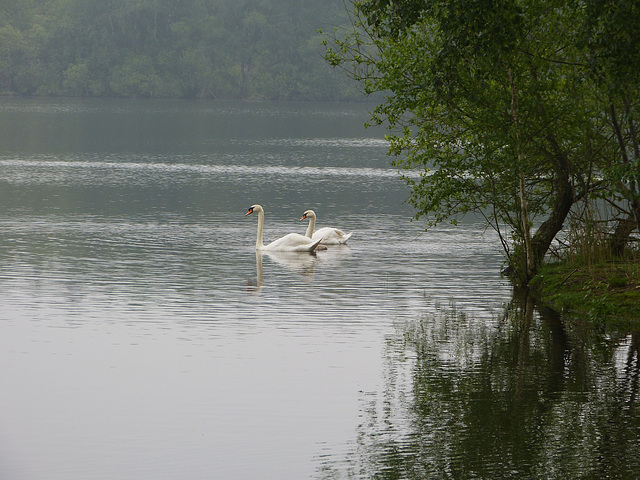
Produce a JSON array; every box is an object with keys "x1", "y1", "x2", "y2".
[{"x1": 0, "y1": 98, "x2": 638, "y2": 479}]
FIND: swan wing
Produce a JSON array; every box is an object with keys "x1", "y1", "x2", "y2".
[
  {"x1": 312, "y1": 227, "x2": 353, "y2": 245},
  {"x1": 264, "y1": 233, "x2": 322, "y2": 252}
]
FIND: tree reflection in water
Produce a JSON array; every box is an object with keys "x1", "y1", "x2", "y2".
[{"x1": 344, "y1": 295, "x2": 640, "y2": 479}]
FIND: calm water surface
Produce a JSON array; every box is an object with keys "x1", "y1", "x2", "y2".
[{"x1": 0, "y1": 99, "x2": 638, "y2": 479}]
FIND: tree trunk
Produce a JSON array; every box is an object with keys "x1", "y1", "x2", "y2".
[
  {"x1": 519, "y1": 171, "x2": 534, "y2": 278},
  {"x1": 508, "y1": 67, "x2": 535, "y2": 283},
  {"x1": 610, "y1": 215, "x2": 637, "y2": 256},
  {"x1": 530, "y1": 174, "x2": 574, "y2": 268}
]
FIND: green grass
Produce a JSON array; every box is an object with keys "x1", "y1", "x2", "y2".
[{"x1": 531, "y1": 261, "x2": 640, "y2": 326}]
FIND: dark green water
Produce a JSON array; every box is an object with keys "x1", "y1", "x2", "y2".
[{"x1": 0, "y1": 98, "x2": 637, "y2": 479}]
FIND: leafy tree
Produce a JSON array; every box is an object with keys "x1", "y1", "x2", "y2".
[
  {"x1": 581, "y1": 0, "x2": 640, "y2": 241},
  {"x1": 324, "y1": 0, "x2": 639, "y2": 284},
  {"x1": 0, "y1": 1, "x2": 42, "y2": 94}
]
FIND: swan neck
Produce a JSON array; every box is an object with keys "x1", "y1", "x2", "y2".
[
  {"x1": 256, "y1": 209, "x2": 265, "y2": 249},
  {"x1": 305, "y1": 216, "x2": 315, "y2": 238}
]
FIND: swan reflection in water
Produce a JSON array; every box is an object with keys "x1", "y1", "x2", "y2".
[
  {"x1": 245, "y1": 246, "x2": 351, "y2": 292},
  {"x1": 245, "y1": 252, "x2": 265, "y2": 291}
]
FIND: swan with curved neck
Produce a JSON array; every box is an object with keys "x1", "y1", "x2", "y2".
[
  {"x1": 246, "y1": 204, "x2": 322, "y2": 252},
  {"x1": 300, "y1": 209, "x2": 352, "y2": 245}
]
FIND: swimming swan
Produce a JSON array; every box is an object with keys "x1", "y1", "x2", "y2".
[
  {"x1": 246, "y1": 205, "x2": 322, "y2": 252},
  {"x1": 300, "y1": 209, "x2": 352, "y2": 245}
]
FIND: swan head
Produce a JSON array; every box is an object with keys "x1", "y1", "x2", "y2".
[
  {"x1": 300, "y1": 209, "x2": 316, "y2": 221},
  {"x1": 246, "y1": 204, "x2": 263, "y2": 216}
]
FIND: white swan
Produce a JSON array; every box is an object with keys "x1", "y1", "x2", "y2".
[
  {"x1": 246, "y1": 204, "x2": 322, "y2": 252},
  {"x1": 300, "y1": 209, "x2": 352, "y2": 245}
]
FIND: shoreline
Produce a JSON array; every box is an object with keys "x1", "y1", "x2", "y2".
[{"x1": 530, "y1": 262, "x2": 640, "y2": 327}]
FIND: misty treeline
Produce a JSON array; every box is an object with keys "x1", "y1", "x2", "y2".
[{"x1": 0, "y1": 0, "x2": 358, "y2": 100}]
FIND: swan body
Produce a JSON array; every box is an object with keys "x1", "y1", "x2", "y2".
[
  {"x1": 300, "y1": 209, "x2": 352, "y2": 245},
  {"x1": 246, "y1": 205, "x2": 322, "y2": 252}
]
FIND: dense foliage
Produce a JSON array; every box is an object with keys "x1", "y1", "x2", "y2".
[
  {"x1": 324, "y1": 0, "x2": 640, "y2": 285},
  {"x1": 0, "y1": 0, "x2": 358, "y2": 100}
]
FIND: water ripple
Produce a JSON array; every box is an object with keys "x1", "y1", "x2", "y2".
[{"x1": 0, "y1": 157, "x2": 408, "y2": 180}]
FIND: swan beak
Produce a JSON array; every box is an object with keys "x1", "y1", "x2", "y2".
[
  {"x1": 246, "y1": 207, "x2": 254, "y2": 216},
  {"x1": 300, "y1": 214, "x2": 307, "y2": 221}
]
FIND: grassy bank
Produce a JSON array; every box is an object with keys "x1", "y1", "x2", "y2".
[{"x1": 530, "y1": 262, "x2": 640, "y2": 326}]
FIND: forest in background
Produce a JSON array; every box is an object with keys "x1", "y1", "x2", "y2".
[{"x1": 0, "y1": 0, "x2": 359, "y2": 100}]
